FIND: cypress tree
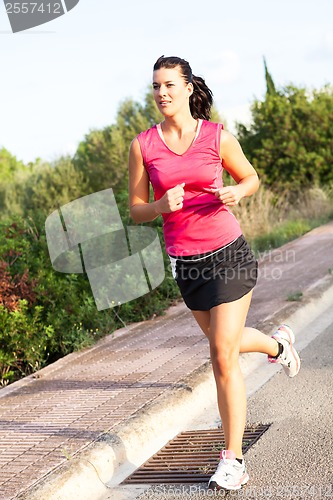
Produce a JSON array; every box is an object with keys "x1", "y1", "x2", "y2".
[{"x1": 263, "y1": 56, "x2": 277, "y2": 96}]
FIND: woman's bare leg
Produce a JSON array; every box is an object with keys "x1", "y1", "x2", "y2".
[
  {"x1": 191, "y1": 291, "x2": 280, "y2": 458},
  {"x1": 207, "y1": 292, "x2": 253, "y2": 458},
  {"x1": 191, "y1": 310, "x2": 279, "y2": 356},
  {"x1": 239, "y1": 327, "x2": 279, "y2": 355}
]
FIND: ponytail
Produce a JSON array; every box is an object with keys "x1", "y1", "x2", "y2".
[
  {"x1": 190, "y1": 75, "x2": 213, "y2": 121},
  {"x1": 153, "y1": 55, "x2": 214, "y2": 121}
]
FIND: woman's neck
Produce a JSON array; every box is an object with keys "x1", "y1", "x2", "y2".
[{"x1": 161, "y1": 113, "x2": 198, "y2": 138}]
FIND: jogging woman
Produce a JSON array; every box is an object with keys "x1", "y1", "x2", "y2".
[{"x1": 128, "y1": 55, "x2": 300, "y2": 492}]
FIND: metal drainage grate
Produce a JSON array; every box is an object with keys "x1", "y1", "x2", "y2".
[{"x1": 123, "y1": 424, "x2": 270, "y2": 484}]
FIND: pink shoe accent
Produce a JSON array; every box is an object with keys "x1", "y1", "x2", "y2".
[
  {"x1": 276, "y1": 324, "x2": 290, "y2": 334},
  {"x1": 240, "y1": 472, "x2": 250, "y2": 486},
  {"x1": 220, "y1": 449, "x2": 237, "y2": 460}
]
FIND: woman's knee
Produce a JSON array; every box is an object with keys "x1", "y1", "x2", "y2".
[{"x1": 210, "y1": 343, "x2": 239, "y2": 376}]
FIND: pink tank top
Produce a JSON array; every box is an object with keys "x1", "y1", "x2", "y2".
[{"x1": 137, "y1": 119, "x2": 242, "y2": 256}]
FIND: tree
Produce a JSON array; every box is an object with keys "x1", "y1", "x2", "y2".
[
  {"x1": 20, "y1": 156, "x2": 86, "y2": 217},
  {"x1": 0, "y1": 148, "x2": 30, "y2": 214},
  {"x1": 72, "y1": 98, "x2": 152, "y2": 196},
  {"x1": 263, "y1": 57, "x2": 277, "y2": 96},
  {"x1": 236, "y1": 83, "x2": 333, "y2": 193},
  {"x1": 0, "y1": 148, "x2": 25, "y2": 181}
]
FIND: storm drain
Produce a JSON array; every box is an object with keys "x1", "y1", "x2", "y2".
[{"x1": 123, "y1": 424, "x2": 270, "y2": 484}]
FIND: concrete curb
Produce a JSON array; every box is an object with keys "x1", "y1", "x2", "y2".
[{"x1": 18, "y1": 278, "x2": 333, "y2": 500}]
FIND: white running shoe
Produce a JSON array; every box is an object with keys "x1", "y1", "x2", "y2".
[
  {"x1": 208, "y1": 450, "x2": 249, "y2": 491},
  {"x1": 268, "y1": 324, "x2": 300, "y2": 377}
]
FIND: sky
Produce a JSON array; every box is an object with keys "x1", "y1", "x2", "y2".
[{"x1": 0, "y1": 0, "x2": 332, "y2": 165}]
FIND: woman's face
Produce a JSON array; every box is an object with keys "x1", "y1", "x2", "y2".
[{"x1": 152, "y1": 66, "x2": 193, "y2": 117}]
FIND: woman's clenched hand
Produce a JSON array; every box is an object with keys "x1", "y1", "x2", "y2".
[{"x1": 156, "y1": 183, "x2": 185, "y2": 213}]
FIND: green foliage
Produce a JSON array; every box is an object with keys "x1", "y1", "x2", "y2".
[
  {"x1": 0, "y1": 213, "x2": 180, "y2": 385},
  {"x1": 0, "y1": 148, "x2": 31, "y2": 214},
  {"x1": 263, "y1": 57, "x2": 276, "y2": 96},
  {"x1": 0, "y1": 156, "x2": 86, "y2": 218},
  {"x1": 237, "y1": 84, "x2": 333, "y2": 193},
  {"x1": 0, "y1": 147, "x2": 26, "y2": 181},
  {"x1": 0, "y1": 216, "x2": 106, "y2": 383},
  {"x1": 73, "y1": 89, "x2": 164, "y2": 196},
  {"x1": 0, "y1": 301, "x2": 54, "y2": 384},
  {"x1": 21, "y1": 156, "x2": 87, "y2": 216}
]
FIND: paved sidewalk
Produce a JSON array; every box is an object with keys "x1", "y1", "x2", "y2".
[{"x1": 0, "y1": 222, "x2": 333, "y2": 499}]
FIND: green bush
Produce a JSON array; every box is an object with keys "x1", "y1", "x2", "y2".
[
  {"x1": 0, "y1": 301, "x2": 54, "y2": 384},
  {"x1": 0, "y1": 213, "x2": 180, "y2": 385}
]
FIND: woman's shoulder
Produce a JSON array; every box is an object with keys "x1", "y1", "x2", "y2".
[
  {"x1": 199, "y1": 120, "x2": 224, "y2": 149},
  {"x1": 202, "y1": 119, "x2": 224, "y2": 126},
  {"x1": 134, "y1": 124, "x2": 159, "y2": 164},
  {"x1": 200, "y1": 119, "x2": 224, "y2": 132},
  {"x1": 136, "y1": 124, "x2": 158, "y2": 141}
]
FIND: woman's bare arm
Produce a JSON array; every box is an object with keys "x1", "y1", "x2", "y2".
[
  {"x1": 215, "y1": 130, "x2": 260, "y2": 206},
  {"x1": 128, "y1": 138, "x2": 185, "y2": 222}
]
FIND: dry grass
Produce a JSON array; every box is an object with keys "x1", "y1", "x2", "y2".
[
  {"x1": 231, "y1": 185, "x2": 333, "y2": 249},
  {"x1": 291, "y1": 186, "x2": 333, "y2": 220},
  {"x1": 231, "y1": 187, "x2": 280, "y2": 238}
]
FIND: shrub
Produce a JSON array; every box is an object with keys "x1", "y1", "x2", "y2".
[
  {"x1": 0, "y1": 301, "x2": 54, "y2": 385},
  {"x1": 0, "y1": 213, "x2": 180, "y2": 385}
]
